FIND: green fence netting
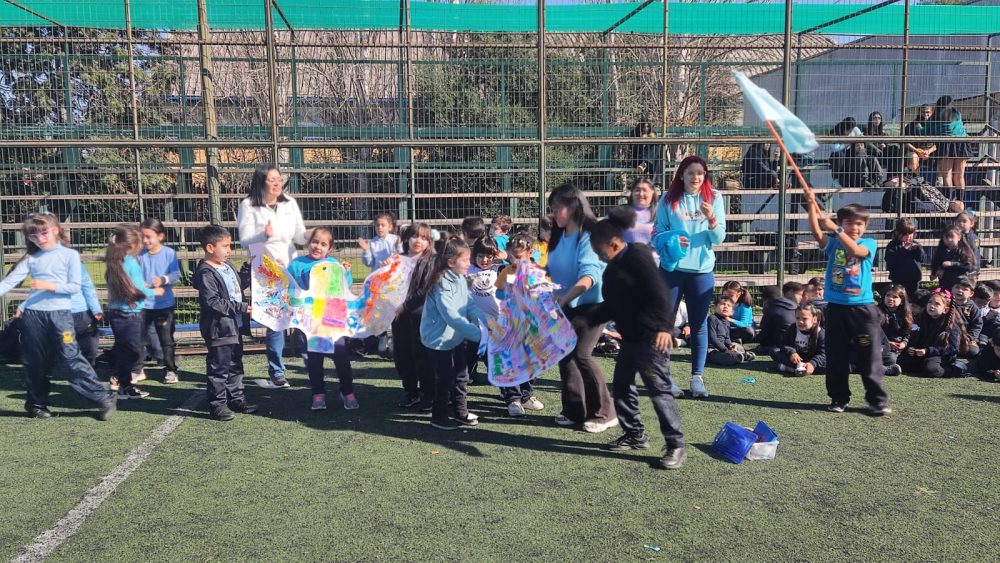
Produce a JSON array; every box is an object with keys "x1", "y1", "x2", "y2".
[{"x1": 1, "y1": 1, "x2": 999, "y2": 36}]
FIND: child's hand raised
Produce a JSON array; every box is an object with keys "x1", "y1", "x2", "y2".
[{"x1": 357, "y1": 237, "x2": 370, "y2": 252}]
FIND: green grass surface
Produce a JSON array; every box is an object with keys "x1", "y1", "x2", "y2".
[{"x1": 1, "y1": 351, "x2": 998, "y2": 561}]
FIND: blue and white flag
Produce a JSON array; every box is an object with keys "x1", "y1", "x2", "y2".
[{"x1": 733, "y1": 70, "x2": 818, "y2": 154}]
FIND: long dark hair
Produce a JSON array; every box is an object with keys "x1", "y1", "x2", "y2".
[
  {"x1": 430, "y1": 237, "x2": 470, "y2": 287},
  {"x1": 547, "y1": 183, "x2": 599, "y2": 251},
  {"x1": 830, "y1": 117, "x2": 857, "y2": 136},
  {"x1": 401, "y1": 222, "x2": 435, "y2": 258},
  {"x1": 590, "y1": 205, "x2": 636, "y2": 248},
  {"x1": 931, "y1": 225, "x2": 975, "y2": 273},
  {"x1": 796, "y1": 302, "x2": 824, "y2": 356},
  {"x1": 105, "y1": 223, "x2": 146, "y2": 306},
  {"x1": 866, "y1": 111, "x2": 885, "y2": 136},
  {"x1": 664, "y1": 155, "x2": 715, "y2": 211},
  {"x1": 891, "y1": 218, "x2": 916, "y2": 243},
  {"x1": 911, "y1": 291, "x2": 969, "y2": 355},
  {"x1": 879, "y1": 284, "x2": 913, "y2": 334},
  {"x1": 247, "y1": 163, "x2": 288, "y2": 207}
]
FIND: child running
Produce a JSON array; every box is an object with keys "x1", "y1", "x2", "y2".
[
  {"x1": 583, "y1": 206, "x2": 686, "y2": 470},
  {"x1": 393, "y1": 223, "x2": 438, "y2": 408},
  {"x1": 105, "y1": 224, "x2": 163, "y2": 400},
  {"x1": 357, "y1": 211, "x2": 400, "y2": 269},
  {"x1": 420, "y1": 237, "x2": 484, "y2": 430},
  {"x1": 771, "y1": 303, "x2": 826, "y2": 376},
  {"x1": 878, "y1": 285, "x2": 912, "y2": 376},
  {"x1": 289, "y1": 227, "x2": 358, "y2": 411},
  {"x1": 0, "y1": 212, "x2": 116, "y2": 420},
  {"x1": 138, "y1": 218, "x2": 181, "y2": 384},
  {"x1": 806, "y1": 198, "x2": 891, "y2": 415},
  {"x1": 192, "y1": 225, "x2": 258, "y2": 421},
  {"x1": 900, "y1": 289, "x2": 969, "y2": 378}
]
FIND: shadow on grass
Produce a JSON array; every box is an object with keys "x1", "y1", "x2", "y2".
[
  {"x1": 697, "y1": 394, "x2": 825, "y2": 411},
  {"x1": 950, "y1": 393, "x2": 1000, "y2": 404}
]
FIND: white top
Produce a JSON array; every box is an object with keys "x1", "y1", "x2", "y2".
[
  {"x1": 794, "y1": 329, "x2": 810, "y2": 349},
  {"x1": 236, "y1": 195, "x2": 307, "y2": 266}
]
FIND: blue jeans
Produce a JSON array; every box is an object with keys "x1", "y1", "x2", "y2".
[
  {"x1": 265, "y1": 328, "x2": 285, "y2": 379},
  {"x1": 20, "y1": 309, "x2": 111, "y2": 409},
  {"x1": 660, "y1": 269, "x2": 715, "y2": 377}
]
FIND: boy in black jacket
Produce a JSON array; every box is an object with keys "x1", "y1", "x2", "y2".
[
  {"x1": 707, "y1": 296, "x2": 756, "y2": 366},
  {"x1": 582, "y1": 206, "x2": 686, "y2": 470},
  {"x1": 192, "y1": 225, "x2": 257, "y2": 421},
  {"x1": 951, "y1": 276, "x2": 982, "y2": 358},
  {"x1": 758, "y1": 281, "x2": 804, "y2": 355}
]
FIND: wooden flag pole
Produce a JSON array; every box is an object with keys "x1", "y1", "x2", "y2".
[{"x1": 764, "y1": 120, "x2": 821, "y2": 213}]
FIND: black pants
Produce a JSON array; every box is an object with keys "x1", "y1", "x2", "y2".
[
  {"x1": 500, "y1": 381, "x2": 534, "y2": 404},
  {"x1": 428, "y1": 343, "x2": 470, "y2": 422},
  {"x1": 899, "y1": 353, "x2": 966, "y2": 378},
  {"x1": 560, "y1": 305, "x2": 615, "y2": 424},
  {"x1": 730, "y1": 326, "x2": 756, "y2": 344},
  {"x1": 392, "y1": 309, "x2": 434, "y2": 399},
  {"x1": 771, "y1": 348, "x2": 825, "y2": 374},
  {"x1": 20, "y1": 309, "x2": 110, "y2": 409},
  {"x1": 206, "y1": 340, "x2": 246, "y2": 410},
  {"x1": 306, "y1": 337, "x2": 354, "y2": 396},
  {"x1": 73, "y1": 311, "x2": 99, "y2": 368},
  {"x1": 108, "y1": 310, "x2": 144, "y2": 389},
  {"x1": 465, "y1": 340, "x2": 483, "y2": 383},
  {"x1": 143, "y1": 308, "x2": 178, "y2": 372},
  {"x1": 824, "y1": 303, "x2": 888, "y2": 407},
  {"x1": 611, "y1": 341, "x2": 684, "y2": 448}
]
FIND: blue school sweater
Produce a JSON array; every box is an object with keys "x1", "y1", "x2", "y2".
[
  {"x1": 0, "y1": 244, "x2": 83, "y2": 311},
  {"x1": 108, "y1": 256, "x2": 156, "y2": 313},
  {"x1": 361, "y1": 234, "x2": 400, "y2": 269},
  {"x1": 139, "y1": 246, "x2": 181, "y2": 310},
  {"x1": 546, "y1": 230, "x2": 604, "y2": 308},
  {"x1": 420, "y1": 269, "x2": 483, "y2": 351}
]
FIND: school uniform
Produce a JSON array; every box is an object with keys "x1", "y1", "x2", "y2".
[
  {"x1": 900, "y1": 323, "x2": 966, "y2": 378},
  {"x1": 361, "y1": 234, "x2": 401, "y2": 269},
  {"x1": 879, "y1": 307, "x2": 910, "y2": 369},
  {"x1": 138, "y1": 246, "x2": 181, "y2": 374},
  {"x1": 884, "y1": 240, "x2": 925, "y2": 297},
  {"x1": 706, "y1": 314, "x2": 748, "y2": 366},
  {"x1": 933, "y1": 246, "x2": 974, "y2": 291},
  {"x1": 771, "y1": 325, "x2": 827, "y2": 374},
  {"x1": 192, "y1": 259, "x2": 252, "y2": 412},
  {"x1": 975, "y1": 343, "x2": 1000, "y2": 382},
  {"x1": 954, "y1": 301, "x2": 983, "y2": 358},
  {"x1": 758, "y1": 297, "x2": 797, "y2": 355},
  {"x1": 107, "y1": 255, "x2": 157, "y2": 393},
  {"x1": 393, "y1": 253, "x2": 436, "y2": 403}
]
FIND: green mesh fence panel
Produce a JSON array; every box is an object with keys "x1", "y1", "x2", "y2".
[{"x1": 1, "y1": 1, "x2": 999, "y2": 36}]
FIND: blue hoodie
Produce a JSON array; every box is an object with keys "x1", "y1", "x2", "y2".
[{"x1": 653, "y1": 190, "x2": 726, "y2": 273}]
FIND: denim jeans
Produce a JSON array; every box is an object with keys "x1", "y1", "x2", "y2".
[
  {"x1": 660, "y1": 269, "x2": 715, "y2": 378},
  {"x1": 611, "y1": 341, "x2": 684, "y2": 448},
  {"x1": 20, "y1": 309, "x2": 110, "y2": 409},
  {"x1": 265, "y1": 328, "x2": 286, "y2": 378}
]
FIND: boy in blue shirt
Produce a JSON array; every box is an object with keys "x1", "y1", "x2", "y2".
[{"x1": 807, "y1": 198, "x2": 891, "y2": 416}]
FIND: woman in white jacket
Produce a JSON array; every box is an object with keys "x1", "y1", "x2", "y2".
[{"x1": 236, "y1": 163, "x2": 307, "y2": 388}]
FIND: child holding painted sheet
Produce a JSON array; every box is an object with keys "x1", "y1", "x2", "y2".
[
  {"x1": 582, "y1": 206, "x2": 686, "y2": 470},
  {"x1": 394, "y1": 223, "x2": 438, "y2": 408},
  {"x1": 288, "y1": 227, "x2": 358, "y2": 411}
]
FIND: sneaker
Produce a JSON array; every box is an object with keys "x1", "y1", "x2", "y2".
[
  {"x1": 606, "y1": 432, "x2": 650, "y2": 451},
  {"x1": 342, "y1": 393, "x2": 360, "y2": 410},
  {"x1": 211, "y1": 406, "x2": 235, "y2": 422},
  {"x1": 657, "y1": 446, "x2": 687, "y2": 470},
  {"x1": 885, "y1": 364, "x2": 903, "y2": 376},
  {"x1": 431, "y1": 418, "x2": 459, "y2": 431},
  {"x1": 826, "y1": 402, "x2": 848, "y2": 413},
  {"x1": 778, "y1": 364, "x2": 793, "y2": 374},
  {"x1": 397, "y1": 394, "x2": 421, "y2": 408},
  {"x1": 377, "y1": 334, "x2": 390, "y2": 354},
  {"x1": 97, "y1": 394, "x2": 117, "y2": 421},
  {"x1": 270, "y1": 376, "x2": 291, "y2": 388},
  {"x1": 583, "y1": 417, "x2": 619, "y2": 434},
  {"x1": 228, "y1": 400, "x2": 258, "y2": 414},
  {"x1": 417, "y1": 399, "x2": 434, "y2": 413},
  {"x1": 507, "y1": 402, "x2": 526, "y2": 416},
  {"x1": 744, "y1": 351, "x2": 757, "y2": 362},
  {"x1": 554, "y1": 413, "x2": 577, "y2": 427},
  {"x1": 109, "y1": 376, "x2": 120, "y2": 391},
  {"x1": 118, "y1": 386, "x2": 150, "y2": 400},
  {"x1": 311, "y1": 394, "x2": 327, "y2": 411},
  {"x1": 521, "y1": 396, "x2": 545, "y2": 411},
  {"x1": 795, "y1": 363, "x2": 808, "y2": 377},
  {"x1": 689, "y1": 377, "x2": 709, "y2": 398},
  {"x1": 456, "y1": 412, "x2": 479, "y2": 426},
  {"x1": 132, "y1": 370, "x2": 147, "y2": 383},
  {"x1": 163, "y1": 371, "x2": 180, "y2": 384},
  {"x1": 867, "y1": 403, "x2": 893, "y2": 416},
  {"x1": 25, "y1": 405, "x2": 53, "y2": 419}
]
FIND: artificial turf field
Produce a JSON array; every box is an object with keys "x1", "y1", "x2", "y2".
[{"x1": 1, "y1": 349, "x2": 997, "y2": 562}]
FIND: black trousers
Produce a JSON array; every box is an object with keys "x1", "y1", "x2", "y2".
[
  {"x1": 500, "y1": 381, "x2": 534, "y2": 404},
  {"x1": 560, "y1": 305, "x2": 615, "y2": 424},
  {"x1": 824, "y1": 303, "x2": 888, "y2": 407},
  {"x1": 392, "y1": 309, "x2": 434, "y2": 399},
  {"x1": 428, "y1": 343, "x2": 470, "y2": 422},
  {"x1": 206, "y1": 340, "x2": 246, "y2": 410},
  {"x1": 73, "y1": 311, "x2": 99, "y2": 368},
  {"x1": 306, "y1": 337, "x2": 354, "y2": 396},
  {"x1": 21, "y1": 309, "x2": 110, "y2": 409},
  {"x1": 611, "y1": 341, "x2": 684, "y2": 448},
  {"x1": 143, "y1": 308, "x2": 178, "y2": 372},
  {"x1": 108, "y1": 310, "x2": 144, "y2": 388}
]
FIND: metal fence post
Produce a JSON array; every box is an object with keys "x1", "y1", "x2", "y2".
[
  {"x1": 124, "y1": 0, "x2": 145, "y2": 219},
  {"x1": 777, "y1": 0, "x2": 794, "y2": 287},
  {"x1": 537, "y1": 0, "x2": 546, "y2": 215}
]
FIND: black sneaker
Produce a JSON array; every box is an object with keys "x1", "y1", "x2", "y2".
[
  {"x1": 431, "y1": 418, "x2": 459, "y2": 431},
  {"x1": 417, "y1": 400, "x2": 434, "y2": 413},
  {"x1": 211, "y1": 406, "x2": 236, "y2": 422},
  {"x1": 228, "y1": 401, "x2": 258, "y2": 414},
  {"x1": 25, "y1": 406, "x2": 53, "y2": 419},
  {"x1": 119, "y1": 386, "x2": 150, "y2": 400},
  {"x1": 657, "y1": 446, "x2": 687, "y2": 470},
  {"x1": 867, "y1": 403, "x2": 893, "y2": 417},
  {"x1": 607, "y1": 433, "x2": 650, "y2": 451},
  {"x1": 397, "y1": 394, "x2": 421, "y2": 408},
  {"x1": 826, "y1": 402, "x2": 848, "y2": 413},
  {"x1": 97, "y1": 394, "x2": 117, "y2": 421},
  {"x1": 885, "y1": 364, "x2": 902, "y2": 376}
]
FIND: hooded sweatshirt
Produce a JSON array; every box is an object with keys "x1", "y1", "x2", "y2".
[{"x1": 653, "y1": 189, "x2": 726, "y2": 273}]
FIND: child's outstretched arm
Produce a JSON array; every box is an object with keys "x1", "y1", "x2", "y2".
[{"x1": 0, "y1": 260, "x2": 30, "y2": 298}]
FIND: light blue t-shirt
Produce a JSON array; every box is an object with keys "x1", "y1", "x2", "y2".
[
  {"x1": 213, "y1": 263, "x2": 243, "y2": 303},
  {"x1": 138, "y1": 246, "x2": 180, "y2": 310},
  {"x1": 0, "y1": 244, "x2": 83, "y2": 312},
  {"x1": 824, "y1": 236, "x2": 877, "y2": 306},
  {"x1": 108, "y1": 255, "x2": 156, "y2": 313}
]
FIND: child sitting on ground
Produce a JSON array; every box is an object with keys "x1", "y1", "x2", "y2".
[
  {"x1": 900, "y1": 289, "x2": 969, "y2": 378},
  {"x1": 979, "y1": 280, "x2": 1000, "y2": 349},
  {"x1": 707, "y1": 295, "x2": 756, "y2": 366},
  {"x1": 758, "y1": 281, "x2": 804, "y2": 355},
  {"x1": 721, "y1": 280, "x2": 755, "y2": 343},
  {"x1": 770, "y1": 302, "x2": 826, "y2": 376},
  {"x1": 804, "y1": 277, "x2": 828, "y2": 316},
  {"x1": 878, "y1": 285, "x2": 912, "y2": 377},
  {"x1": 975, "y1": 327, "x2": 1000, "y2": 382},
  {"x1": 950, "y1": 276, "x2": 982, "y2": 358}
]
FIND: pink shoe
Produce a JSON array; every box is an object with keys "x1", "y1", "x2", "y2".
[
  {"x1": 311, "y1": 394, "x2": 327, "y2": 411},
  {"x1": 342, "y1": 393, "x2": 359, "y2": 410}
]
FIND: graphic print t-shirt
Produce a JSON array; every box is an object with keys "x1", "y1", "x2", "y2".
[{"x1": 824, "y1": 236, "x2": 876, "y2": 306}]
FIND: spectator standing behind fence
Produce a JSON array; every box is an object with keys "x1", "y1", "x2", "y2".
[
  {"x1": 546, "y1": 184, "x2": 617, "y2": 432},
  {"x1": 237, "y1": 164, "x2": 308, "y2": 389},
  {"x1": 740, "y1": 143, "x2": 779, "y2": 190},
  {"x1": 929, "y1": 96, "x2": 974, "y2": 196},
  {"x1": 653, "y1": 155, "x2": 726, "y2": 398},
  {"x1": 623, "y1": 178, "x2": 657, "y2": 246},
  {"x1": 631, "y1": 120, "x2": 663, "y2": 187}
]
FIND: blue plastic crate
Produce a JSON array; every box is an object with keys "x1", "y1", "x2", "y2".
[{"x1": 711, "y1": 421, "x2": 757, "y2": 464}]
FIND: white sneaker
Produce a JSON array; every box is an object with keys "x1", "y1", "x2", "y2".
[
  {"x1": 131, "y1": 370, "x2": 147, "y2": 383},
  {"x1": 507, "y1": 402, "x2": 526, "y2": 417},
  {"x1": 521, "y1": 396, "x2": 544, "y2": 411},
  {"x1": 795, "y1": 363, "x2": 808, "y2": 376},
  {"x1": 583, "y1": 418, "x2": 620, "y2": 434},
  {"x1": 690, "y1": 377, "x2": 709, "y2": 398}
]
